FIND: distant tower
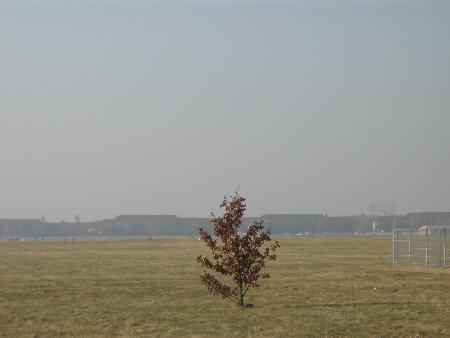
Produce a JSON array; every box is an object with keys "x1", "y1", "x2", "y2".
[
  {"x1": 74, "y1": 214, "x2": 81, "y2": 224},
  {"x1": 369, "y1": 202, "x2": 397, "y2": 216}
]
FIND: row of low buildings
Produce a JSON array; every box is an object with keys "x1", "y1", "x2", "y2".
[{"x1": 1, "y1": 212, "x2": 450, "y2": 238}]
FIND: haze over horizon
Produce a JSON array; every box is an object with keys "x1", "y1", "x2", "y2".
[{"x1": 1, "y1": 0, "x2": 449, "y2": 222}]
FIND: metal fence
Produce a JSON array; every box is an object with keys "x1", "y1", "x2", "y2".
[{"x1": 392, "y1": 228, "x2": 448, "y2": 269}]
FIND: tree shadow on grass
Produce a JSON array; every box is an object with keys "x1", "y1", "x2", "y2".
[{"x1": 284, "y1": 301, "x2": 404, "y2": 308}]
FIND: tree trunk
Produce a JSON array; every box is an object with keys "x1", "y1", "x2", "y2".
[{"x1": 239, "y1": 280, "x2": 244, "y2": 306}]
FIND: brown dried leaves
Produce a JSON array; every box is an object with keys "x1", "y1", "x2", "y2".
[{"x1": 197, "y1": 193, "x2": 280, "y2": 306}]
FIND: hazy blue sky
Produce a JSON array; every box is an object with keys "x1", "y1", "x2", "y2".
[{"x1": 1, "y1": 0, "x2": 449, "y2": 221}]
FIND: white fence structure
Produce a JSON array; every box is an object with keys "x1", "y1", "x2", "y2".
[{"x1": 392, "y1": 228, "x2": 448, "y2": 269}]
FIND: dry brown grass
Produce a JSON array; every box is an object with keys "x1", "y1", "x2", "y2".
[{"x1": 0, "y1": 237, "x2": 449, "y2": 337}]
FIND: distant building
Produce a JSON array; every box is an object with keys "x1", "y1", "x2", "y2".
[
  {"x1": 369, "y1": 202, "x2": 397, "y2": 216},
  {"x1": 407, "y1": 212, "x2": 450, "y2": 228},
  {"x1": 418, "y1": 225, "x2": 449, "y2": 231},
  {"x1": 264, "y1": 214, "x2": 326, "y2": 234},
  {"x1": 0, "y1": 219, "x2": 44, "y2": 238},
  {"x1": 2, "y1": 211, "x2": 450, "y2": 238},
  {"x1": 114, "y1": 215, "x2": 179, "y2": 235}
]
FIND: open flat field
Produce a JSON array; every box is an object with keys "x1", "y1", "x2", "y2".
[{"x1": 1, "y1": 237, "x2": 450, "y2": 338}]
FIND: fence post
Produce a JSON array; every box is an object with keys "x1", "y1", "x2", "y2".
[
  {"x1": 444, "y1": 228, "x2": 447, "y2": 269},
  {"x1": 425, "y1": 228, "x2": 429, "y2": 269},
  {"x1": 408, "y1": 230, "x2": 411, "y2": 266},
  {"x1": 392, "y1": 229, "x2": 396, "y2": 267},
  {"x1": 439, "y1": 229, "x2": 442, "y2": 266}
]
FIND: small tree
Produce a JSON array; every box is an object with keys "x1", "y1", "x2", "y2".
[{"x1": 197, "y1": 193, "x2": 280, "y2": 306}]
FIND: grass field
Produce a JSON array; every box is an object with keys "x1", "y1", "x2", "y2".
[{"x1": 1, "y1": 237, "x2": 450, "y2": 338}]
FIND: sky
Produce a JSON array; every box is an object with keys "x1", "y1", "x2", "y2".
[{"x1": 1, "y1": 0, "x2": 449, "y2": 221}]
